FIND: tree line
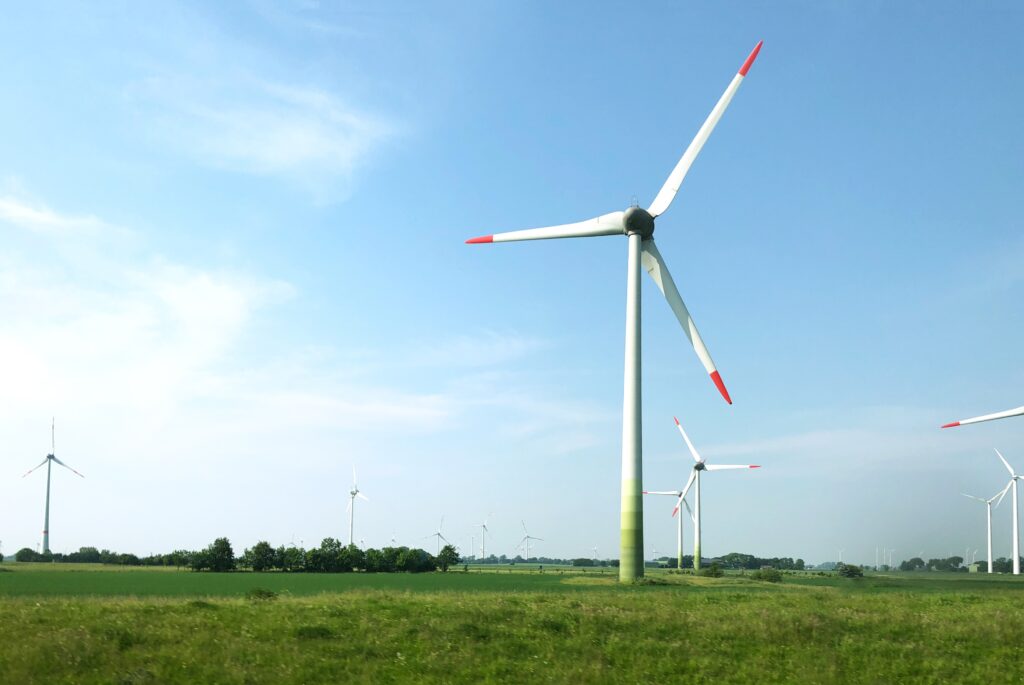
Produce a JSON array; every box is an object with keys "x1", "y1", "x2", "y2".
[
  {"x1": 898, "y1": 556, "x2": 1024, "y2": 573},
  {"x1": 12, "y1": 538, "x2": 462, "y2": 573}
]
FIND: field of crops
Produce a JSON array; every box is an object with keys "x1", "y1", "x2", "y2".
[{"x1": 2, "y1": 563, "x2": 1023, "y2": 683}]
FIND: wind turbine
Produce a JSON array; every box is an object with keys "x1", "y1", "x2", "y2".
[
  {"x1": 22, "y1": 419, "x2": 84, "y2": 554},
  {"x1": 424, "y1": 517, "x2": 450, "y2": 556},
  {"x1": 643, "y1": 488, "x2": 695, "y2": 571},
  {"x1": 517, "y1": 521, "x2": 543, "y2": 562},
  {"x1": 475, "y1": 516, "x2": 491, "y2": 560},
  {"x1": 995, "y1": 449, "x2": 1022, "y2": 575},
  {"x1": 943, "y1": 405, "x2": 1024, "y2": 429},
  {"x1": 659, "y1": 417, "x2": 759, "y2": 570},
  {"x1": 465, "y1": 42, "x2": 764, "y2": 581},
  {"x1": 346, "y1": 467, "x2": 369, "y2": 546},
  {"x1": 962, "y1": 483, "x2": 1010, "y2": 574}
]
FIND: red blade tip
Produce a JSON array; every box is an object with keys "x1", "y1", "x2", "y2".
[
  {"x1": 465, "y1": 235, "x2": 493, "y2": 244},
  {"x1": 750, "y1": 465, "x2": 761, "y2": 469},
  {"x1": 738, "y1": 40, "x2": 763, "y2": 77},
  {"x1": 671, "y1": 507, "x2": 679, "y2": 517},
  {"x1": 673, "y1": 416, "x2": 680, "y2": 426},
  {"x1": 710, "y1": 371, "x2": 732, "y2": 404},
  {"x1": 941, "y1": 421, "x2": 960, "y2": 429}
]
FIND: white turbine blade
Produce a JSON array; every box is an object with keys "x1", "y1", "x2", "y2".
[
  {"x1": 439, "y1": 533, "x2": 450, "y2": 544},
  {"x1": 643, "y1": 490, "x2": 682, "y2": 496},
  {"x1": 961, "y1": 493, "x2": 987, "y2": 503},
  {"x1": 994, "y1": 449, "x2": 1016, "y2": 477},
  {"x1": 346, "y1": 498, "x2": 352, "y2": 513},
  {"x1": 533, "y1": 537, "x2": 544, "y2": 542},
  {"x1": 682, "y1": 498, "x2": 695, "y2": 523},
  {"x1": 993, "y1": 482, "x2": 1012, "y2": 509},
  {"x1": 352, "y1": 465, "x2": 358, "y2": 488},
  {"x1": 647, "y1": 41, "x2": 763, "y2": 218},
  {"x1": 943, "y1": 405, "x2": 1024, "y2": 429},
  {"x1": 673, "y1": 417, "x2": 706, "y2": 463},
  {"x1": 705, "y1": 464, "x2": 760, "y2": 471},
  {"x1": 466, "y1": 211, "x2": 626, "y2": 245},
  {"x1": 51, "y1": 456, "x2": 85, "y2": 478},
  {"x1": 357, "y1": 492, "x2": 369, "y2": 502},
  {"x1": 644, "y1": 242, "x2": 731, "y2": 404},
  {"x1": 673, "y1": 471, "x2": 698, "y2": 516},
  {"x1": 22, "y1": 458, "x2": 49, "y2": 477}
]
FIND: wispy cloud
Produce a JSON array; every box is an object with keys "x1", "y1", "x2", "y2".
[
  {"x1": 131, "y1": 74, "x2": 394, "y2": 201},
  {"x1": 0, "y1": 196, "x2": 121, "y2": 237}
]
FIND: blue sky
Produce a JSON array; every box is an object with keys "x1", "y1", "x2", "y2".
[{"x1": 2, "y1": 1, "x2": 1023, "y2": 565}]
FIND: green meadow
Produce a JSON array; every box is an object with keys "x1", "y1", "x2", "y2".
[{"x1": 1, "y1": 564, "x2": 1023, "y2": 683}]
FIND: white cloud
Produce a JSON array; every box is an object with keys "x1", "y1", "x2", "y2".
[{"x1": 131, "y1": 75, "x2": 394, "y2": 201}]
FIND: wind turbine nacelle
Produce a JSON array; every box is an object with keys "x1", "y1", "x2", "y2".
[
  {"x1": 623, "y1": 206, "x2": 655, "y2": 239},
  {"x1": 694, "y1": 462, "x2": 706, "y2": 471}
]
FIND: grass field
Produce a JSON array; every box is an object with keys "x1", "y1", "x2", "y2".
[{"x1": 2, "y1": 563, "x2": 1023, "y2": 683}]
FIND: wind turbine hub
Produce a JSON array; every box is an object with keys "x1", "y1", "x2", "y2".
[
  {"x1": 694, "y1": 462, "x2": 706, "y2": 471},
  {"x1": 623, "y1": 206, "x2": 654, "y2": 239}
]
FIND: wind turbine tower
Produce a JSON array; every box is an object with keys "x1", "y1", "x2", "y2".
[
  {"x1": 466, "y1": 42, "x2": 764, "y2": 581},
  {"x1": 517, "y1": 521, "x2": 543, "y2": 563},
  {"x1": 22, "y1": 419, "x2": 84, "y2": 554},
  {"x1": 995, "y1": 449, "x2": 1022, "y2": 575},
  {"x1": 963, "y1": 485, "x2": 1009, "y2": 574}
]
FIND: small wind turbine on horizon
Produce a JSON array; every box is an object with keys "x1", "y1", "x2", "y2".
[
  {"x1": 424, "y1": 517, "x2": 450, "y2": 556},
  {"x1": 962, "y1": 483, "x2": 1010, "y2": 574},
  {"x1": 994, "y1": 449, "x2": 1022, "y2": 575},
  {"x1": 517, "y1": 521, "x2": 543, "y2": 562},
  {"x1": 658, "y1": 417, "x2": 759, "y2": 570},
  {"x1": 22, "y1": 419, "x2": 84, "y2": 554},
  {"x1": 347, "y1": 467, "x2": 369, "y2": 546},
  {"x1": 475, "y1": 516, "x2": 491, "y2": 560},
  {"x1": 465, "y1": 41, "x2": 764, "y2": 581}
]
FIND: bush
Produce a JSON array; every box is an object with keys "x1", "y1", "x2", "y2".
[
  {"x1": 750, "y1": 567, "x2": 783, "y2": 583},
  {"x1": 700, "y1": 563, "x2": 724, "y2": 578},
  {"x1": 836, "y1": 562, "x2": 864, "y2": 578},
  {"x1": 246, "y1": 587, "x2": 277, "y2": 601}
]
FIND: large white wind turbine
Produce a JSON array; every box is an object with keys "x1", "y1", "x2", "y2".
[
  {"x1": 995, "y1": 449, "x2": 1023, "y2": 575},
  {"x1": 643, "y1": 488, "x2": 695, "y2": 571},
  {"x1": 346, "y1": 467, "x2": 369, "y2": 546},
  {"x1": 516, "y1": 521, "x2": 543, "y2": 563},
  {"x1": 943, "y1": 405, "x2": 1024, "y2": 429},
  {"x1": 22, "y1": 419, "x2": 84, "y2": 554},
  {"x1": 424, "y1": 517, "x2": 450, "y2": 556},
  {"x1": 466, "y1": 41, "x2": 763, "y2": 581},
  {"x1": 663, "y1": 417, "x2": 759, "y2": 570},
  {"x1": 962, "y1": 484, "x2": 1010, "y2": 574}
]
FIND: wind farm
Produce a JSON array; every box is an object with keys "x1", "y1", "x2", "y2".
[{"x1": 3, "y1": 3, "x2": 1024, "y2": 684}]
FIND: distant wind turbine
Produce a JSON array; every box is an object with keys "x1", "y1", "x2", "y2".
[
  {"x1": 643, "y1": 488, "x2": 695, "y2": 571},
  {"x1": 962, "y1": 483, "x2": 1010, "y2": 574},
  {"x1": 995, "y1": 449, "x2": 1022, "y2": 575},
  {"x1": 465, "y1": 42, "x2": 764, "y2": 581},
  {"x1": 475, "y1": 516, "x2": 491, "y2": 560},
  {"x1": 423, "y1": 517, "x2": 450, "y2": 556},
  {"x1": 517, "y1": 521, "x2": 543, "y2": 562},
  {"x1": 22, "y1": 419, "x2": 84, "y2": 554},
  {"x1": 347, "y1": 467, "x2": 369, "y2": 546},
  {"x1": 663, "y1": 417, "x2": 759, "y2": 569}
]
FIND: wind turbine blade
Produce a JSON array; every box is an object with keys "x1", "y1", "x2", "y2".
[
  {"x1": 352, "y1": 465, "x2": 357, "y2": 488},
  {"x1": 22, "y1": 458, "x2": 48, "y2": 477},
  {"x1": 521, "y1": 520, "x2": 528, "y2": 536},
  {"x1": 466, "y1": 212, "x2": 626, "y2": 244},
  {"x1": 961, "y1": 493, "x2": 987, "y2": 503},
  {"x1": 643, "y1": 490, "x2": 683, "y2": 496},
  {"x1": 51, "y1": 456, "x2": 85, "y2": 478},
  {"x1": 439, "y1": 533, "x2": 450, "y2": 544},
  {"x1": 357, "y1": 492, "x2": 369, "y2": 502},
  {"x1": 673, "y1": 417, "x2": 706, "y2": 463},
  {"x1": 346, "y1": 498, "x2": 352, "y2": 513},
  {"x1": 647, "y1": 41, "x2": 763, "y2": 218},
  {"x1": 672, "y1": 471, "x2": 698, "y2": 516},
  {"x1": 643, "y1": 241, "x2": 730, "y2": 404},
  {"x1": 682, "y1": 498, "x2": 695, "y2": 523},
  {"x1": 994, "y1": 449, "x2": 1016, "y2": 477},
  {"x1": 705, "y1": 464, "x2": 760, "y2": 471},
  {"x1": 942, "y1": 405, "x2": 1024, "y2": 429},
  {"x1": 533, "y1": 537, "x2": 544, "y2": 542},
  {"x1": 993, "y1": 482, "x2": 1012, "y2": 509}
]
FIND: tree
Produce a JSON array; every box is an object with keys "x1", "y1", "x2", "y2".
[
  {"x1": 247, "y1": 541, "x2": 276, "y2": 572},
  {"x1": 836, "y1": 562, "x2": 863, "y2": 578},
  {"x1": 437, "y1": 544, "x2": 459, "y2": 572},
  {"x1": 192, "y1": 538, "x2": 235, "y2": 572}
]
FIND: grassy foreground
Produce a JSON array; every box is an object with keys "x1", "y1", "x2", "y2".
[{"x1": 1, "y1": 567, "x2": 1023, "y2": 683}]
